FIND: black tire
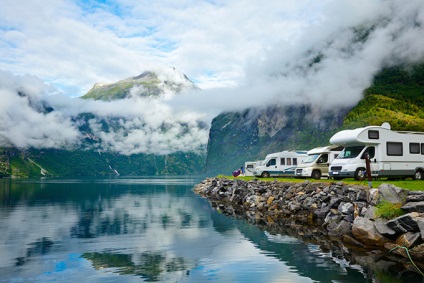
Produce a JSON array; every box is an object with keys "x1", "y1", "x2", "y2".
[
  {"x1": 311, "y1": 170, "x2": 322, "y2": 180},
  {"x1": 413, "y1": 170, "x2": 423, "y2": 180},
  {"x1": 354, "y1": 168, "x2": 366, "y2": 181},
  {"x1": 261, "y1": 171, "x2": 270, "y2": 178}
]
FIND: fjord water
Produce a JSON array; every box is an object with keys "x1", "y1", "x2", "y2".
[{"x1": 0, "y1": 177, "x2": 411, "y2": 282}]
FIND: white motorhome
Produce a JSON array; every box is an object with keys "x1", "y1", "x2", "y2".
[
  {"x1": 328, "y1": 122, "x2": 424, "y2": 180},
  {"x1": 253, "y1": 150, "x2": 308, "y2": 178},
  {"x1": 244, "y1": 160, "x2": 262, "y2": 177},
  {"x1": 295, "y1": 145, "x2": 343, "y2": 179}
]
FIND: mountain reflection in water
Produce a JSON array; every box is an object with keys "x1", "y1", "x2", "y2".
[{"x1": 0, "y1": 177, "x2": 420, "y2": 282}]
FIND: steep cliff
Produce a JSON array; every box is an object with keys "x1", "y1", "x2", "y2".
[{"x1": 205, "y1": 105, "x2": 349, "y2": 175}]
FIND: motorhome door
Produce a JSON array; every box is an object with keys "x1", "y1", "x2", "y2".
[{"x1": 362, "y1": 146, "x2": 378, "y2": 176}]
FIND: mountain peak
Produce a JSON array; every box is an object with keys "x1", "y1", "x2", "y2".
[{"x1": 83, "y1": 67, "x2": 199, "y2": 101}]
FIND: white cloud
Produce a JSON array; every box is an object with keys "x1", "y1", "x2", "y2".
[
  {"x1": 1, "y1": 0, "x2": 424, "y2": 153},
  {"x1": 0, "y1": 70, "x2": 209, "y2": 154},
  {"x1": 166, "y1": 0, "x2": 424, "y2": 114},
  {"x1": 0, "y1": 0, "x2": 326, "y2": 97}
]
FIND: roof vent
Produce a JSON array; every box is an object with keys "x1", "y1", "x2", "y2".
[{"x1": 381, "y1": 122, "x2": 391, "y2": 130}]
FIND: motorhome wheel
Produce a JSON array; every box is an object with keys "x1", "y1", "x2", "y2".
[
  {"x1": 312, "y1": 170, "x2": 321, "y2": 180},
  {"x1": 354, "y1": 168, "x2": 366, "y2": 181},
  {"x1": 261, "y1": 171, "x2": 270, "y2": 178},
  {"x1": 413, "y1": 170, "x2": 423, "y2": 180}
]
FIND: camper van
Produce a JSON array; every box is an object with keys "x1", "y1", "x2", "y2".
[
  {"x1": 295, "y1": 145, "x2": 343, "y2": 179},
  {"x1": 328, "y1": 122, "x2": 424, "y2": 180},
  {"x1": 244, "y1": 160, "x2": 262, "y2": 177},
  {"x1": 253, "y1": 150, "x2": 308, "y2": 178}
]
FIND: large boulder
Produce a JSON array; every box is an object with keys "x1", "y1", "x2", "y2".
[
  {"x1": 395, "y1": 232, "x2": 422, "y2": 249},
  {"x1": 378, "y1": 184, "x2": 405, "y2": 204},
  {"x1": 352, "y1": 217, "x2": 388, "y2": 246},
  {"x1": 385, "y1": 242, "x2": 424, "y2": 262},
  {"x1": 401, "y1": 201, "x2": 424, "y2": 213},
  {"x1": 374, "y1": 218, "x2": 397, "y2": 238},
  {"x1": 406, "y1": 191, "x2": 424, "y2": 202},
  {"x1": 328, "y1": 220, "x2": 351, "y2": 237},
  {"x1": 386, "y1": 212, "x2": 423, "y2": 234}
]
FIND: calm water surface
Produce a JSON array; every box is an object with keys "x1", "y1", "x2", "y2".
[{"x1": 0, "y1": 177, "x2": 420, "y2": 282}]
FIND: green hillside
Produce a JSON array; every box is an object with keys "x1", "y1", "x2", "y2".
[
  {"x1": 343, "y1": 65, "x2": 424, "y2": 131},
  {"x1": 205, "y1": 63, "x2": 424, "y2": 175},
  {"x1": 0, "y1": 148, "x2": 206, "y2": 178}
]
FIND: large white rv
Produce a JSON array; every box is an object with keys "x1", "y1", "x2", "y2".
[
  {"x1": 244, "y1": 160, "x2": 262, "y2": 177},
  {"x1": 253, "y1": 150, "x2": 308, "y2": 178},
  {"x1": 295, "y1": 145, "x2": 343, "y2": 179},
  {"x1": 328, "y1": 122, "x2": 424, "y2": 180}
]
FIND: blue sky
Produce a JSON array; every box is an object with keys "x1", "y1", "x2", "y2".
[{"x1": 0, "y1": 0, "x2": 325, "y2": 97}]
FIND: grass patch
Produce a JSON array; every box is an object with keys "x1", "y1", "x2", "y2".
[
  {"x1": 375, "y1": 201, "x2": 405, "y2": 220},
  {"x1": 222, "y1": 176, "x2": 424, "y2": 191}
]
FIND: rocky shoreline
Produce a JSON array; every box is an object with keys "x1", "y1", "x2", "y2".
[{"x1": 193, "y1": 178, "x2": 424, "y2": 276}]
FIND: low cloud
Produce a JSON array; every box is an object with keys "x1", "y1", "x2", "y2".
[
  {"x1": 167, "y1": 0, "x2": 424, "y2": 116},
  {"x1": 0, "y1": 70, "x2": 209, "y2": 154},
  {"x1": 1, "y1": 1, "x2": 424, "y2": 154}
]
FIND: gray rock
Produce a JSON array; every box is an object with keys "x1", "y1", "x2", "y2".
[
  {"x1": 416, "y1": 216, "x2": 424, "y2": 240},
  {"x1": 410, "y1": 244, "x2": 424, "y2": 261},
  {"x1": 314, "y1": 205, "x2": 331, "y2": 219},
  {"x1": 406, "y1": 194, "x2": 424, "y2": 202},
  {"x1": 338, "y1": 202, "x2": 354, "y2": 214},
  {"x1": 364, "y1": 206, "x2": 377, "y2": 220},
  {"x1": 328, "y1": 220, "x2": 351, "y2": 237},
  {"x1": 352, "y1": 217, "x2": 388, "y2": 246},
  {"x1": 356, "y1": 190, "x2": 368, "y2": 202},
  {"x1": 342, "y1": 234, "x2": 366, "y2": 248},
  {"x1": 329, "y1": 197, "x2": 343, "y2": 208},
  {"x1": 323, "y1": 210, "x2": 342, "y2": 228},
  {"x1": 378, "y1": 184, "x2": 403, "y2": 204},
  {"x1": 368, "y1": 189, "x2": 379, "y2": 205},
  {"x1": 395, "y1": 232, "x2": 422, "y2": 249},
  {"x1": 386, "y1": 212, "x2": 422, "y2": 234},
  {"x1": 401, "y1": 201, "x2": 424, "y2": 213},
  {"x1": 302, "y1": 196, "x2": 315, "y2": 209},
  {"x1": 374, "y1": 218, "x2": 396, "y2": 238}
]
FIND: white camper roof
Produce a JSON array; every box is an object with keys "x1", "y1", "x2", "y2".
[
  {"x1": 265, "y1": 150, "x2": 308, "y2": 158},
  {"x1": 329, "y1": 123, "x2": 391, "y2": 146},
  {"x1": 307, "y1": 145, "x2": 343, "y2": 155}
]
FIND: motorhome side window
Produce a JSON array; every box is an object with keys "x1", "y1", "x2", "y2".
[
  {"x1": 267, "y1": 159, "x2": 276, "y2": 166},
  {"x1": 293, "y1": 158, "x2": 297, "y2": 165},
  {"x1": 280, "y1": 158, "x2": 285, "y2": 165},
  {"x1": 246, "y1": 164, "x2": 254, "y2": 169},
  {"x1": 320, "y1": 154, "x2": 328, "y2": 163},
  {"x1": 421, "y1": 143, "x2": 424, "y2": 155},
  {"x1": 368, "y1": 130, "x2": 379, "y2": 139},
  {"x1": 410, "y1": 143, "x2": 420, "y2": 154},
  {"x1": 387, "y1": 142, "x2": 403, "y2": 156},
  {"x1": 287, "y1": 158, "x2": 292, "y2": 165}
]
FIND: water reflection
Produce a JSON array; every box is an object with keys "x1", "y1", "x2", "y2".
[
  {"x1": 0, "y1": 177, "x2": 420, "y2": 282},
  {"x1": 82, "y1": 251, "x2": 192, "y2": 282}
]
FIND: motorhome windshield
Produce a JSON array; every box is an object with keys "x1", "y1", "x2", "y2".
[
  {"x1": 337, "y1": 146, "x2": 365, "y2": 159},
  {"x1": 303, "y1": 154, "x2": 319, "y2": 163}
]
